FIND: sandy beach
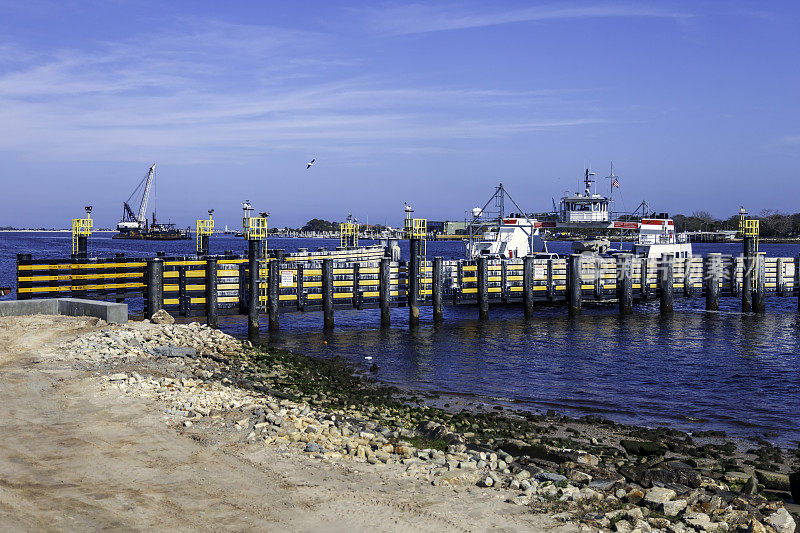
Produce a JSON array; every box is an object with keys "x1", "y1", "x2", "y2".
[
  {"x1": 0, "y1": 314, "x2": 797, "y2": 533},
  {"x1": 0, "y1": 315, "x2": 577, "y2": 532}
]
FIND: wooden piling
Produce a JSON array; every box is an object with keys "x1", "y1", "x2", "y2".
[
  {"x1": 523, "y1": 256, "x2": 534, "y2": 319},
  {"x1": 776, "y1": 258, "x2": 785, "y2": 296},
  {"x1": 797, "y1": 253, "x2": 800, "y2": 312},
  {"x1": 432, "y1": 256, "x2": 443, "y2": 323},
  {"x1": 178, "y1": 265, "x2": 188, "y2": 316},
  {"x1": 568, "y1": 254, "x2": 582, "y2": 316},
  {"x1": 617, "y1": 254, "x2": 633, "y2": 315},
  {"x1": 705, "y1": 253, "x2": 720, "y2": 311},
  {"x1": 742, "y1": 256, "x2": 753, "y2": 313},
  {"x1": 296, "y1": 263, "x2": 305, "y2": 311},
  {"x1": 247, "y1": 239, "x2": 260, "y2": 341},
  {"x1": 115, "y1": 253, "x2": 125, "y2": 303},
  {"x1": 640, "y1": 257, "x2": 649, "y2": 301},
  {"x1": 145, "y1": 257, "x2": 163, "y2": 318},
  {"x1": 75, "y1": 235, "x2": 88, "y2": 259},
  {"x1": 754, "y1": 253, "x2": 766, "y2": 313},
  {"x1": 683, "y1": 258, "x2": 694, "y2": 297},
  {"x1": 477, "y1": 256, "x2": 489, "y2": 320},
  {"x1": 659, "y1": 254, "x2": 674, "y2": 314},
  {"x1": 16, "y1": 253, "x2": 31, "y2": 300},
  {"x1": 268, "y1": 259, "x2": 280, "y2": 331},
  {"x1": 322, "y1": 258, "x2": 334, "y2": 330},
  {"x1": 379, "y1": 257, "x2": 391, "y2": 326},
  {"x1": 408, "y1": 238, "x2": 421, "y2": 327},
  {"x1": 730, "y1": 257, "x2": 740, "y2": 297},
  {"x1": 205, "y1": 258, "x2": 218, "y2": 329}
]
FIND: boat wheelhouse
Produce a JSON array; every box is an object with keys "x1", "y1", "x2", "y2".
[
  {"x1": 633, "y1": 217, "x2": 692, "y2": 259},
  {"x1": 558, "y1": 169, "x2": 610, "y2": 224}
]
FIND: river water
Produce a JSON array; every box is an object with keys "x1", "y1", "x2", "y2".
[{"x1": 2, "y1": 232, "x2": 799, "y2": 445}]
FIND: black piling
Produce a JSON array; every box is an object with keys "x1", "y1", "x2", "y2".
[
  {"x1": 617, "y1": 254, "x2": 633, "y2": 315},
  {"x1": 659, "y1": 254, "x2": 674, "y2": 314},
  {"x1": 523, "y1": 256, "x2": 534, "y2": 319},
  {"x1": 683, "y1": 257, "x2": 694, "y2": 297},
  {"x1": 115, "y1": 253, "x2": 125, "y2": 303},
  {"x1": 568, "y1": 254, "x2": 582, "y2": 316},
  {"x1": 145, "y1": 257, "x2": 163, "y2": 318},
  {"x1": 432, "y1": 256, "x2": 443, "y2": 323},
  {"x1": 754, "y1": 253, "x2": 766, "y2": 313},
  {"x1": 199, "y1": 235, "x2": 209, "y2": 256},
  {"x1": 178, "y1": 265, "x2": 188, "y2": 317},
  {"x1": 205, "y1": 258, "x2": 218, "y2": 329},
  {"x1": 477, "y1": 256, "x2": 489, "y2": 320},
  {"x1": 268, "y1": 259, "x2": 280, "y2": 331},
  {"x1": 742, "y1": 236, "x2": 754, "y2": 312},
  {"x1": 322, "y1": 258, "x2": 334, "y2": 330},
  {"x1": 16, "y1": 253, "x2": 31, "y2": 300},
  {"x1": 75, "y1": 235, "x2": 88, "y2": 259},
  {"x1": 379, "y1": 257, "x2": 391, "y2": 327},
  {"x1": 640, "y1": 257, "x2": 650, "y2": 301},
  {"x1": 705, "y1": 253, "x2": 720, "y2": 311},
  {"x1": 408, "y1": 238, "x2": 421, "y2": 327},
  {"x1": 247, "y1": 239, "x2": 260, "y2": 341}
]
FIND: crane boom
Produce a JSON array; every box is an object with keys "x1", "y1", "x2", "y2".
[{"x1": 137, "y1": 163, "x2": 157, "y2": 224}]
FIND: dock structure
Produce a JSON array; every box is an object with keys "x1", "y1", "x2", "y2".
[{"x1": 15, "y1": 242, "x2": 800, "y2": 337}]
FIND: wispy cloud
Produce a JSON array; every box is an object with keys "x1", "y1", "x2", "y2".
[
  {"x1": 362, "y1": 3, "x2": 693, "y2": 35},
  {"x1": 0, "y1": 17, "x2": 603, "y2": 163}
]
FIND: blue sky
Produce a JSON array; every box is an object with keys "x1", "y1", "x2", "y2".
[{"x1": 1, "y1": 1, "x2": 798, "y2": 229}]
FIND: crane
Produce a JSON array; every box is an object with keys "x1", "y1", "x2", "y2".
[{"x1": 117, "y1": 163, "x2": 157, "y2": 232}]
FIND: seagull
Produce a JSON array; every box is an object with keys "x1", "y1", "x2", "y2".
[{"x1": 306, "y1": 158, "x2": 315, "y2": 170}]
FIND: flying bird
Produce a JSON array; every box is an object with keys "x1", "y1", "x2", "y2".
[{"x1": 306, "y1": 158, "x2": 315, "y2": 170}]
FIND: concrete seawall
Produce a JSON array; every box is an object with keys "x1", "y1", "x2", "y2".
[{"x1": 0, "y1": 298, "x2": 127, "y2": 323}]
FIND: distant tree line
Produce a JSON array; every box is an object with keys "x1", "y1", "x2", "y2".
[
  {"x1": 673, "y1": 210, "x2": 800, "y2": 237},
  {"x1": 301, "y1": 219, "x2": 339, "y2": 232}
]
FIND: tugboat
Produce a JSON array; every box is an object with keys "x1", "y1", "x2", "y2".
[{"x1": 113, "y1": 163, "x2": 191, "y2": 240}]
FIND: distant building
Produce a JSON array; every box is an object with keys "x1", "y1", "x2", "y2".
[{"x1": 427, "y1": 220, "x2": 468, "y2": 235}]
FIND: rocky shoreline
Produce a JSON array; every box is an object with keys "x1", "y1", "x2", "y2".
[{"x1": 58, "y1": 315, "x2": 799, "y2": 533}]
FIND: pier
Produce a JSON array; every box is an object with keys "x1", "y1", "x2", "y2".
[{"x1": 15, "y1": 237, "x2": 800, "y2": 339}]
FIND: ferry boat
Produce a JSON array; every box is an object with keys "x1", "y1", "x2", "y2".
[
  {"x1": 632, "y1": 217, "x2": 692, "y2": 259},
  {"x1": 556, "y1": 167, "x2": 692, "y2": 259},
  {"x1": 466, "y1": 184, "x2": 549, "y2": 259},
  {"x1": 468, "y1": 214, "x2": 548, "y2": 259}
]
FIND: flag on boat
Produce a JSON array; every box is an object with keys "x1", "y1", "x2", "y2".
[{"x1": 612, "y1": 178, "x2": 619, "y2": 188}]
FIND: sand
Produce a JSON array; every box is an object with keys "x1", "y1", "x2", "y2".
[{"x1": 0, "y1": 315, "x2": 576, "y2": 532}]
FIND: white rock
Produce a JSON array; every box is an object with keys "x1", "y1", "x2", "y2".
[
  {"x1": 644, "y1": 487, "x2": 677, "y2": 505},
  {"x1": 766, "y1": 508, "x2": 796, "y2": 533}
]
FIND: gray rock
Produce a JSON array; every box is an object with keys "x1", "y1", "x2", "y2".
[
  {"x1": 765, "y1": 508, "x2": 796, "y2": 533},
  {"x1": 723, "y1": 471, "x2": 751, "y2": 484},
  {"x1": 304, "y1": 442, "x2": 323, "y2": 453},
  {"x1": 743, "y1": 476, "x2": 758, "y2": 495},
  {"x1": 150, "y1": 309, "x2": 175, "y2": 325},
  {"x1": 660, "y1": 499, "x2": 688, "y2": 517},
  {"x1": 644, "y1": 487, "x2": 676, "y2": 505},
  {"x1": 755, "y1": 469, "x2": 790, "y2": 491},
  {"x1": 108, "y1": 373, "x2": 128, "y2": 381},
  {"x1": 535, "y1": 472, "x2": 566, "y2": 484},
  {"x1": 569, "y1": 470, "x2": 593, "y2": 485}
]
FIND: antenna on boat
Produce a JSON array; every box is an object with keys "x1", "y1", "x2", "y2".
[
  {"x1": 605, "y1": 161, "x2": 619, "y2": 208},
  {"x1": 584, "y1": 168, "x2": 596, "y2": 196}
]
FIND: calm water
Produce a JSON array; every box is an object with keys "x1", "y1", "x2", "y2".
[{"x1": 2, "y1": 232, "x2": 799, "y2": 444}]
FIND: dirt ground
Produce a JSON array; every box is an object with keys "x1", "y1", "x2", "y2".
[{"x1": 0, "y1": 315, "x2": 577, "y2": 532}]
